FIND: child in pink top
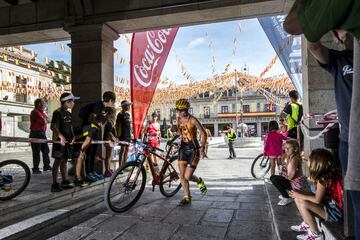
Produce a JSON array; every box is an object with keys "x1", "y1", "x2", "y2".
[
  {"x1": 270, "y1": 139, "x2": 308, "y2": 206},
  {"x1": 264, "y1": 120, "x2": 287, "y2": 176}
]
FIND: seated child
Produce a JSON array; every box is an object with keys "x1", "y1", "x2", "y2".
[
  {"x1": 289, "y1": 148, "x2": 343, "y2": 240},
  {"x1": 270, "y1": 139, "x2": 308, "y2": 206}
]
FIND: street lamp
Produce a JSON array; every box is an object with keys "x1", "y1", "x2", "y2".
[{"x1": 234, "y1": 69, "x2": 239, "y2": 137}]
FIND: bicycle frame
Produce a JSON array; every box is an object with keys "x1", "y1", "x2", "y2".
[{"x1": 133, "y1": 143, "x2": 179, "y2": 191}]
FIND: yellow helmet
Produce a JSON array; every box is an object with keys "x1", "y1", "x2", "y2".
[{"x1": 176, "y1": 99, "x2": 190, "y2": 110}]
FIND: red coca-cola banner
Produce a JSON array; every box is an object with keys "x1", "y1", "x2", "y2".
[{"x1": 130, "y1": 28, "x2": 179, "y2": 139}]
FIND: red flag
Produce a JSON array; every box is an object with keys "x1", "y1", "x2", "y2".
[{"x1": 130, "y1": 28, "x2": 179, "y2": 139}]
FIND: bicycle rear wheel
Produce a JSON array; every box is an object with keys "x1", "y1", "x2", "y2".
[
  {"x1": 251, "y1": 154, "x2": 270, "y2": 179},
  {"x1": 105, "y1": 161, "x2": 146, "y2": 213},
  {"x1": 0, "y1": 159, "x2": 31, "y2": 201},
  {"x1": 159, "y1": 156, "x2": 181, "y2": 197}
]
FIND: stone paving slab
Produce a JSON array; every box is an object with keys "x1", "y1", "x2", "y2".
[
  {"x1": 171, "y1": 225, "x2": 227, "y2": 240},
  {"x1": 115, "y1": 222, "x2": 179, "y2": 240}
]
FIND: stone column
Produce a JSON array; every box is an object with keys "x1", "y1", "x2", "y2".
[
  {"x1": 67, "y1": 24, "x2": 119, "y2": 125},
  {"x1": 214, "y1": 123, "x2": 219, "y2": 137},
  {"x1": 256, "y1": 121, "x2": 261, "y2": 137},
  {"x1": 302, "y1": 35, "x2": 354, "y2": 237}
]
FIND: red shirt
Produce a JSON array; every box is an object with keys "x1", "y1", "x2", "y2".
[{"x1": 30, "y1": 108, "x2": 47, "y2": 132}]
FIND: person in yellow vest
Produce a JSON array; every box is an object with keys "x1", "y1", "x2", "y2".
[
  {"x1": 226, "y1": 125, "x2": 237, "y2": 159},
  {"x1": 280, "y1": 90, "x2": 303, "y2": 141}
]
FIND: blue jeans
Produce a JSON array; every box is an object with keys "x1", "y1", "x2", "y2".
[{"x1": 339, "y1": 140, "x2": 360, "y2": 239}]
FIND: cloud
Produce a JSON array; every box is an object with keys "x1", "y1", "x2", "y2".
[{"x1": 187, "y1": 37, "x2": 205, "y2": 49}]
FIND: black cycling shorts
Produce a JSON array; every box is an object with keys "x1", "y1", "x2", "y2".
[{"x1": 178, "y1": 142, "x2": 200, "y2": 169}]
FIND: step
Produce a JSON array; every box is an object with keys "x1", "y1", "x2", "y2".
[
  {"x1": 0, "y1": 188, "x2": 106, "y2": 240},
  {"x1": 0, "y1": 178, "x2": 109, "y2": 229},
  {"x1": 264, "y1": 181, "x2": 347, "y2": 240}
]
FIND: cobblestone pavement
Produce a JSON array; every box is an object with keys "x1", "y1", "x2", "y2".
[{"x1": 43, "y1": 146, "x2": 275, "y2": 240}]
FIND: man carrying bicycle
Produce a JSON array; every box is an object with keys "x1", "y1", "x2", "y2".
[{"x1": 168, "y1": 99, "x2": 208, "y2": 206}]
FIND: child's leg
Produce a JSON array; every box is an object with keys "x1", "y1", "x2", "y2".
[
  {"x1": 294, "y1": 198, "x2": 326, "y2": 233},
  {"x1": 60, "y1": 158, "x2": 68, "y2": 182},
  {"x1": 75, "y1": 154, "x2": 84, "y2": 179},
  {"x1": 270, "y1": 158, "x2": 276, "y2": 176},
  {"x1": 52, "y1": 158, "x2": 61, "y2": 184},
  {"x1": 105, "y1": 146, "x2": 113, "y2": 171}
]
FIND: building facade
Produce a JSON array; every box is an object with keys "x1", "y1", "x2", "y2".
[
  {"x1": 154, "y1": 89, "x2": 285, "y2": 137},
  {"x1": 0, "y1": 47, "x2": 63, "y2": 152}
]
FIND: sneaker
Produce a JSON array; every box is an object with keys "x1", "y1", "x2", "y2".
[
  {"x1": 61, "y1": 180, "x2": 75, "y2": 189},
  {"x1": 43, "y1": 166, "x2": 52, "y2": 171},
  {"x1": 227, "y1": 156, "x2": 233, "y2": 159},
  {"x1": 51, "y1": 183, "x2": 62, "y2": 192},
  {"x1": 86, "y1": 173, "x2": 98, "y2": 182},
  {"x1": 178, "y1": 196, "x2": 192, "y2": 206},
  {"x1": 197, "y1": 177, "x2": 207, "y2": 195},
  {"x1": 92, "y1": 171, "x2": 104, "y2": 180},
  {"x1": 74, "y1": 179, "x2": 89, "y2": 187},
  {"x1": 278, "y1": 197, "x2": 293, "y2": 206},
  {"x1": 278, "y1": 195, "x2": 285, "y2": 200},
  {"x1": 32, "y1": 169, "x2": 42, "y2": 174},
  {"x1": 296, "y1": 230, "x2": 321, "y2": 240},
  {"x1": 291, "y1": 222, "x2": 311, "y2": 232},
  {"x1": 104, "y1": 170, "x2": 113, "y2": 178}
]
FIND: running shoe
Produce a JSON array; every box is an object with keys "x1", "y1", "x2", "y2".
[
  {"x1": 61, "y1": 180, "x2": 75, "y2": 189},
  {"x1": 86, "y1": 173, "x2": 97, "y2": 182},
  {"x1": 197, "y1": 177, "x2": 207, "y2": 195},
  {"x1": 51, "y1": 183, "x2": 62, "y2": 192},
  {"x1": 74, "y1": 179, "x2": 90, "y2": 187},
  {"x1": 278, "y1": 195, "x2": 285, "y2": 200},
  {"x1": 103, "y1": 170, "x2": 113, "y2": 178},
  {"x1": 178, "y1": 196, "x2": 192, "y2": 206},
  {"x1": 278, "y1": 197, "x2": 293, "y2": 206},
  {"x1": 92, "y1": 171, "x2": 104, "y2": 180},
  {"x1": 291, "y1": 222, "x2": 311, "y2": 232},
  {"x1": 296, "y1": 230, "x2": 321, "y2": 240}
]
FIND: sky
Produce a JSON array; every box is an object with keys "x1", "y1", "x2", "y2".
[{"x1": 25, "y1": 18, "x2": 287, "y2": 86}]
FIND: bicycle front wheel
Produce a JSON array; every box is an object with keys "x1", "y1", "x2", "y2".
[
  {"x1": 0, "y1": 159, "x2": 31, "y2": 201},
  {"x1": 104, "y1": 161, "x2": 146, "y2": 213},
  {"x1": 251, "y1": 154, "x2": 270, "y2": 179},
  {"x1": 159, "y1": 156, "x2": 181, "y2": 197}
]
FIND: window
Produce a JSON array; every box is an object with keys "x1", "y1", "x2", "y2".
[
  {"x1": 204, "y1": 91, "x2": 210, "y2": 98},
  {"x1": 257, "y1": 103, "x2": 261, "y2": 112},
  {"x1": 264, "y1": 104, "x2": 270, "y2": 112},
  {"x1": 221, "y1": 106, "x2": 228, "y2": 113},
  {"x1": 203, "y1": 107, "x2": 210, "y2": 118},
  {"x1": 243, "y1": 105, "x2": 250, "y2": 113}
]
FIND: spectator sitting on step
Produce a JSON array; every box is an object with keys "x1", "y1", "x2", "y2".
[
  {"x1": 270, "y1": 139, "x2": 308, "y2": 206},
  {"x1": 264, "y1": 120, "x2": 287, "y2": 176},
  {"x1": 289, "y1": 148, "x2": 343, "y2": 240}
]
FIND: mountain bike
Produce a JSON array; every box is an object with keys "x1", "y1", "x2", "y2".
[
  {"x1": 104, "y1": 141, "x2": 181, "y2": 213},
  {"x1": 0, "y1": 159, "x2": 31, "y2": 200},
  {"x1": 250, "y1": 153, "x2": 270, "y2": 179}
]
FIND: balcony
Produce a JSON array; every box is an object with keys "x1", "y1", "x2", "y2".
[{"x1": 217, "y1": 111, "x2": 276, "y2": 118}]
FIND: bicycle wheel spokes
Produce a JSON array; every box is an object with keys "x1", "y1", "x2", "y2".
[
  {"x1": 105, "y1": 162, "x2": 146, "y2": 212},
  {"x1": 0, "y1": 160, "x2": 31, "y2": 201},
  {"x1": 251, "y1": 154, "x2": 270, "y2": 179},
  {"x1": 159, "y1": 157, "x2": 181, "y2": 197}
]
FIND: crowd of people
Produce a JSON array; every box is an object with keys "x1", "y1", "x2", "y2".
[{"x1": 29, "y1": 91, "x2": 134, "y2": 191}]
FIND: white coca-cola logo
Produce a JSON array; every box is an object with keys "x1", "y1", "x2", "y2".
[{"x1": 133, "y1": 29, "x2": 172, "y2": 87}]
